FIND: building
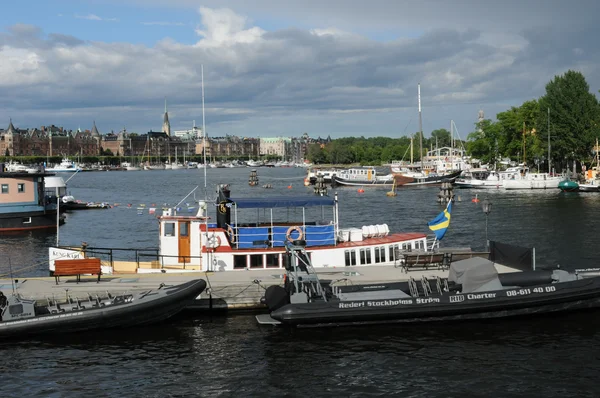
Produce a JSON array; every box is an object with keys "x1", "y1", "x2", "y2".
[
  {"x1": 195, "y1": 135, "x2": 260, "y2": 160},
  {"x1": 0, "y1": 121, "x2": 100, "y2": 157},
  {"x1": 259, "y1": 137, "x2": 292, "y2": 158}
]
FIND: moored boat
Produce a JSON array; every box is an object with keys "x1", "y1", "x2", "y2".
[
  {"x1": 0, "y1": 279, "x2": 207, "y2": 338},
  {"x1": 257, "y1": 242, "x2": 600, "y2": 327},
  {"x1": 49, "y1": 184, "x2": 440, "y2": 274},
  {"x1": 0, "y1": 170, "x2": 65, "y2": 232}
]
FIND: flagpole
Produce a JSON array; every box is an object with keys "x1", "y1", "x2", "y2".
[{"x1": 430, "y1": 236, "x2": 437, "y2": 252}]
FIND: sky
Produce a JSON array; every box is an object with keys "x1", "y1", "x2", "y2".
[{"x1": 1, "y1": 0, "x2": 599, "y2": 140}]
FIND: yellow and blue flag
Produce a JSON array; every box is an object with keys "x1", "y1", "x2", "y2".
[{"x1": 427, "y1": 201, "x2": 452, "y2": 240}]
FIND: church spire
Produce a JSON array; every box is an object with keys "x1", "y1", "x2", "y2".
[{"x1": 162, "y1": 97, "x2": 171, "y2": 136}]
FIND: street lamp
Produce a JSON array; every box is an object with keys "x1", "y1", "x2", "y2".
[{"x1": 482, "y1": 200, "x2": 492, "y2": 250}]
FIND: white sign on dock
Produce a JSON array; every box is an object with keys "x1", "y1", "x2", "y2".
[{"x1": 48, "y1": 247, "x2": 84, "y2": 271}]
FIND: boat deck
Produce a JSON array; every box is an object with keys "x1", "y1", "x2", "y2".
[{"x1": 0, "y1": 260, "x2": 523, "y2": 312}]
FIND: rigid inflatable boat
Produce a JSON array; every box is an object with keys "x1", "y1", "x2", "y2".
[
  {"x1": 0, "y1": 279, "x2": 206, "y2": 338},
  {"x1": 257, "y1": 241, "x2": 600, "y2": 327}
]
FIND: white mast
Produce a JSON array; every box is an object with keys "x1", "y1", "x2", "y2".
[
  {"x1": 450, "y1": 119, "x2": 453, "y2": 172},
  {"x1": 201, "y1": 64, "x2": 207, "y2": 194},
  {"x1": 547, "y1": 107, "x2": 551, "y2": 174},
  {"x1": 418, "y1": 83, "x2": 423, "y2": 171}
]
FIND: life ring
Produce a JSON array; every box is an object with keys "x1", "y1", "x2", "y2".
[
  {"x1": 227, "y1": 225, "x2": 236, "y2": 243},
  {"x1": 207, "y1": 235, "x2": 221, "y2": 248},
  {"x1": 286, "y1": 226, "x2": 304, "y2": 242}
]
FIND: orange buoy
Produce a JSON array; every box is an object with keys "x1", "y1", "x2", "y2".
[
  {"x1": 303, "y1": 178, "x2": 310, "y2": 186},
  {"x1": 287, "y1": 185, "x2": 292, "y2": 189},
  {"x1": 471, "y1": 193, "x2": 480, "y2": 203},
  {"x1": 358, "y1": 188, "x2": 365, "y2": 193}
]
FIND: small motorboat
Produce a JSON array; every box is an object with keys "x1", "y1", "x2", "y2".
[
  {"x1": 257, "y1": 241, "x2": 600, "y2": 327},
  {"x1": 0, "y1": 279, "x2": 206, "y2": 338}
]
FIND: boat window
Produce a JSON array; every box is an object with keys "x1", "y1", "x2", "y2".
[
  {"x1": 365, "y1": 249, "x2": 372, "y2": 264},
  {"x1": 379, "y1": 246, "x2": 386, "y2": 262},
  {"x1": 350, "y1": 250, "x2": 356, "y2": 265},
  {"x1": 389, "y1": 246, "x2": 395, "y2": 261},
  {"x1": 374, "y1": 247, "x2": 380, "y2": 263},
  {"x1": 22, "y1": 217, "x2": 32, "y2": 224},
  {"x1": 345, "y1": 250, "x2": 351, "y2": 266},
  {"x1": 179, "y1": 222, "x2": 189, "y2": 237},
  {"x1": 164, "y1": 223, "x2": 175, "y2": 237},
  {"x1": 1, "y1": 184, "x2": 8, "y2": 194},
  {"x1": 249, "y1": 254, "x2": 263, "y2": 268},
  {"x1": 17, "y1": 183, "x2": 25, "y2": 193},
  {"x1": 266, "y1": 254, "x2": 279, "y2": 268},
  {"x1": 233, "y1": 255, "x2": 247, "y2": 269},
  {"x1": 360, "y1": 249, "x2": 366, "y2": 265},
  {"x1": 9, "y1": 304, "x2": 23, "y2": 315}
]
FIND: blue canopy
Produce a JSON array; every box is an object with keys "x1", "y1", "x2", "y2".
[{"x1": 228, "y1": 196, "x2": 335, "y2": 209}]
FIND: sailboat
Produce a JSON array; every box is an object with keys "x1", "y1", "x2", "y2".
[
  {"x1": 125, "y1": 138, "x2": 141, "y2": 171},
  {"x1": 391, "y1": 84, "x2": 462, "y2": 186},
  {"x1": 171, "y1": 147, "x2": 183, "y2": 170},
  {"x1": 503, "y1": 120, "x2": 563, "y2": 190}
]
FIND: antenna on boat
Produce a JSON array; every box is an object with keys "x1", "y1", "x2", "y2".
[{"x1": 8, "y1": 257, "x2": 17, "y2": 295}]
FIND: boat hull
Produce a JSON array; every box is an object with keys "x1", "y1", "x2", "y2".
[
  {"x1": 269, "y1": 277, "x2": 600, "y2": 327},
  {"x1": 0, "y1": 279, "x2": 206, "y2": 338},
  {"x1": 393, "y1": 170, "x2": 462, "y2": 186},
  {"x1": 0, "y1": 210, "x2": 63, "y2": 232}
]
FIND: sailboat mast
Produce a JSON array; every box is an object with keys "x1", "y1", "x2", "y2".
[
  {"x1": 418, "y1": 83, "x2": 423, "y2": 171},
  {"x1": 450, "y1": 119, "x2": 453, "y2": 172},
  {"x1": 201, "y1": 64, "x2": 207, "y2": 193},
  {"x1": 547, "y1": 107, "x2": 551, "y2": 174}
]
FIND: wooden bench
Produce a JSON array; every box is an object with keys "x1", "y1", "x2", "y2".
[
  {"x1": 54, "y1": 258, "x2": 102, "y2": 285},
  {"x1": 400, "y1": 252, "x2": 451, "y2": 273}
]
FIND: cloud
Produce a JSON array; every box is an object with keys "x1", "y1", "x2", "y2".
[
  {"x1": 0, "y1": 5, "x2": 599, "y2": 138},
  {"x1": 74, "y1": 14, "x2": 118, "y2": 22}
]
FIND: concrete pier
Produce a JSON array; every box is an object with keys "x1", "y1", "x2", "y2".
[{"x1": 0, "y1": 260, "x2": 522, "y2": 313}]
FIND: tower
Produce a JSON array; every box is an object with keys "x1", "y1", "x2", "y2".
[
  {"x1": 162, "y1": 98, "x2": 171, "y2": 136},
  {"x1": 478, "y1": 108, "x2": 485, "y2": 132}
]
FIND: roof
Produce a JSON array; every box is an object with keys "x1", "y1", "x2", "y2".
[{"x1": 228, "y1": 196, "x2": 335, "y2": 209}]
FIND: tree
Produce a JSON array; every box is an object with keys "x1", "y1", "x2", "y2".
[
  {"x1": 430, "y1": 129, "x2": 451, "y2": 148},
  {"x1": 537, "y1": 70, "x2": 600, "y2": 169}
]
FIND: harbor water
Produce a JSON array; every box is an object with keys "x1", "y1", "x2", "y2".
[{"x1": 1, "y1": 168, "x2": 600, "y2": 397}]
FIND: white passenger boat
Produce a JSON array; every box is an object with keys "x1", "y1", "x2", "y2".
[
  {"x1": 45, "y1": 158, "x2": 82, "y2": 173},
  {"x1": 50, "y1": 185, "x2": 438, "y2": 274}
]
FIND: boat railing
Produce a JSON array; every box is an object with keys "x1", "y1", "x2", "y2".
[
  {"x1": 74, "y1": 246, "x2": 160, "y2": 268},
  {"x1": 227, "y1": 223, "x2": 337, "y2": 249},
  {"x1": 137, "y1": 253, "x2": 203, "y2": 269}
]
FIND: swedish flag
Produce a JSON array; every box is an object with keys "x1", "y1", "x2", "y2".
[{"x1": 427, "y1": 201, "x2": 452, "y2": 240}]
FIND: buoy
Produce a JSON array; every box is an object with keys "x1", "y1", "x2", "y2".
[
  {"x1": 472, "y1": 193, "x2": 480, "y2": 203},
  {"x1": 303, "y1": 178, "x2": 310, "y2": 187},
  {"x1": 287, "y1": 185, "x2": 292, "y2": 189},
  {"x1": 358, "y1": 188, "x2": 365, "y2": 193}
]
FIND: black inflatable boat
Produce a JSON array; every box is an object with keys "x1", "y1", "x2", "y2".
[
  {"x1": 0, "y1": 279, "x2": 206, "y2": 338},
  {"x1": 257, "y1": 241, "x2": 600, "y2": 327}
]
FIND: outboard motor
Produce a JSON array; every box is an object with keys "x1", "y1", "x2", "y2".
[
  {"x1": 216, "y1": 184, "x2": 231, "y2": 229},
  {"x1": 264, "y1": 285, "x2": 290, "y2": 312}
]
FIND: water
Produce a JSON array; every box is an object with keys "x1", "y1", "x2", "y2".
[{"x1": 1, "y1": 168, "x2": 600, "y2": 397}]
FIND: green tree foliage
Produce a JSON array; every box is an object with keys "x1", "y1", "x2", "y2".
[
  {"x1": 430, "y1": 129, "x2": 451, "y2": 148},
  {"x1": 537, "y1": 70, "x2": 600, "y2": 166},
  {"x1": 465, "y1": 70, "x2": 600, "y2": 170}
]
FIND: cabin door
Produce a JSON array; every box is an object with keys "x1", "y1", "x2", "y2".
[{"x1": 178, "y1": 221, "x2": 190, "y2": 263}]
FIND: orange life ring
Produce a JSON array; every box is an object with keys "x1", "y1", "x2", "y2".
[
  {"x1": 227, "y1": 225, "x2": 236, "y2": 243},
  {"x1": 286, "y1": 226, "x2": 304, "y2": 242}
]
